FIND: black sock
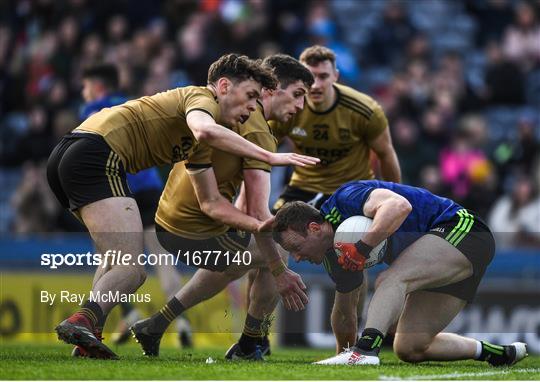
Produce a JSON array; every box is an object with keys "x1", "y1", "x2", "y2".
[
  {"x1": 148, "y1": 297, "x2": 185, "y2": 334},
  {"x1": 238, "y1": 314, "x2": 263, "y2": 354},
  {"x1": 261, "y1": 335, "x2": 269, "y2": 347},
  {"x1": 78, "y1": 301, "x2": 103, "y2": 328},
  {"x1": 477, "y1": 341, "x2": 507, "y2": 363},
  {"x1": 95, "y1": 313, "x2": 108, "y2": 337},
  {"x1": 355, "y1": 328, "x2": 384, "y2": 354},
  {"x1": 119, "y1": 302, "x2": 134, "y2": 316}
]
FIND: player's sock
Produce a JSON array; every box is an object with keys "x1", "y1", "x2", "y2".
[
  {"x1": 355, "y1": 328, "x2": 384, "y2": 354},
  {"x1": 77, "y1": 301, "x2": 103, "y2": 328},
  {"x1": 238, "y1": 314, "x2": 263, "y2": 354},
  {"x1": 147, "y1": 297, "x2": 185, "y2": 334},
  {"x1": 476, "y1": 340, "x2": 508, "y2": 364},
  {"x1": 95, "y1": 313, "x2": 108, "y2": 338},
  {"x1": 119, "y1": 302, "x2": 134, "y2": 316},
  {"x1": 474, "y1": 340, "x2": 483, "y2": 359}
]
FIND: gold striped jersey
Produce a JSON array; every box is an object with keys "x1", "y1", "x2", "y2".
[
  {"x1": 75, "y1": 86, "x2": 220, "y2": 174},
  {"x1": 155, "y1": 103, "x2": 277, "y2": 239},
  {"x1": 270, "y1": 83, "x2": 388, "y2": 194}
]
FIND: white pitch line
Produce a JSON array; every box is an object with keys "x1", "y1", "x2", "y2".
[{"x1": 379, "y1": 367, "x2": 540, "y2": 380}]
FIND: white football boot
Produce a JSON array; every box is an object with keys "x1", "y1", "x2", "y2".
[
  {"x1": 509, "y1": 342, "x2": 529, "y2": 365},
  {"x1": 313, "y1": 347, "x2": 380, "y2": 365}
]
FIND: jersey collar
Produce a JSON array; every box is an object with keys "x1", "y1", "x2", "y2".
[{"x1": 307, "y1": 84, "x2": 341, "y2": 115}]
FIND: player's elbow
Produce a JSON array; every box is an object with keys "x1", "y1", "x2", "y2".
[
  {"x1": 191, "y1": 124, "x2": 213, "y2": 143},
  {"x1": 200, "y1": 199, "x2": 220, "y2": 218},
  {"x1": 392, "y1": 196, "x2": 412, "y2": 218}
]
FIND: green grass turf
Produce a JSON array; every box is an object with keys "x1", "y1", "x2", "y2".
[{"x1": 0, "y1": 343, "x2": 539, "y2": 380}]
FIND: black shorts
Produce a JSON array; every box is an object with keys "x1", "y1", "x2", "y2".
[
  {"x1": 155, "y1": 223, "x2": 252, "y2": 272},
  {"x1": 134, "y1": 189, "x2": 161, "y2": 228},
  {"x1": 424, "y1": 209, "x2": 495, "y2": 302},
  {"x1": 272, "y1": 185, "x2": 331, "y2": 213},
  {"x1": 47, "y1": 132, "x2": 133, "y2": 211}
]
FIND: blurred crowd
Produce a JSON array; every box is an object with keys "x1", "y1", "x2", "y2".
[{"x1": 0, "y1": 0, "x2": 538, "y2": 248}]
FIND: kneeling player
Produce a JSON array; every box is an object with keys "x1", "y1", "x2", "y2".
[{"x1": 272, "y1": 180, "x2": 528, "y2": 367}]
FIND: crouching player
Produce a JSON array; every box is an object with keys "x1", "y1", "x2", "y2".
[
  {"x1": 130, "y1": 54, "x2": 314, "y2": 358},
  {"x1": 47, "y1": 54, "x2": 316, "y2": 359},
  {"x1": 271, "y1": 180, "x2": 528, "y2": 366}
]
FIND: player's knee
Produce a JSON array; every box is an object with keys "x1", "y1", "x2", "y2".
[
  {"x1": 394, "y1": 343, "x2": 429, "y2": 363},
  {"x1": 133, "y1": 266, "x2": 147, "y2": 286},
  {"x1": 375, "y1": 269, "x2": 405, "y2": 291},
  {"x1": 394, "y1": 335, "x2": 430, "y2": 363},
  {"x1": 139, "y1": 269, "x2": 147, "y2": 285}
]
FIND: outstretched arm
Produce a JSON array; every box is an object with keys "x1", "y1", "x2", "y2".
[
  {"x1": 242, "y1": 169, "x2": 308, "y2": 311},
  {"x1": 188, "y1": 168, "x2": 262, "y2": 232},
  {"x1": 187, "y1": 111, "x2": 319, "y2": 167}
]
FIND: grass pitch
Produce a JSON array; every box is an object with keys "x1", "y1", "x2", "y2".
[{"x1": 0, "y1": 343, "x2": 539, "y2": 380}]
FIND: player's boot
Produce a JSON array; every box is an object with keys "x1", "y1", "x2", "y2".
[
  {"x1": 130, "y1": 318, "x2": 163, "y2": 356},
  {"x1": 313, "y1": 347, "x2": 380, "y2": 365},
  {"x1": 56, "y1": 314, "x2": 118, "y2": 360},
  {"x1": 71, "y1": 346, "x2": 87, "y2": 357},
  {"x1": 485, "y1": 342, "x2": 528, "y2": 367},
  {"x1": 225, "y1": 343, "x2": 265, "y2": 361},
  {"x1": 111, "y1": 309, "x2": 141, "y2": 345},
  {"x1": 71, "y1": 347, "x2": 85, "y2": 357},
  {"x1": 261, "y1": 335, "x2": 271, "y2": 356},
  {"x1": 177, "y1": 316, "x2": 193, "y2": 348},
  {"x1": 71, "y1": 329, "x2": 103, "y2": 357}
]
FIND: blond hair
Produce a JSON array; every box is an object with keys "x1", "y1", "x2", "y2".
[{"x1": 299, "y1": 45, "x2": 336, "y2": 67}]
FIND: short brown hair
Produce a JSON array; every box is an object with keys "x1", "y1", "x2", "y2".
[
  {"x1": 299, "y1": 45, "x2": 336, "y2": 67},
  {"x1": 262, "y1": 54, "x2": 314, "y2": 89},
  {"x1": 207, "y1": 53, "x2": 277, "y2": 90},
  {"x1": 272, "y1": 201, "x2": 324, "y2": 244}
]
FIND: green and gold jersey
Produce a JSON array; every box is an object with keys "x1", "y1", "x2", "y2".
[
  {"x1": 76, "y1": 86, "x2": 220, "y2": 174},
  {"x1": 270, "y1": 83, "x2": 388, "y2": 194},
  {"x1": 155, "y1": 103, "x2": 277, "y2": 239}
]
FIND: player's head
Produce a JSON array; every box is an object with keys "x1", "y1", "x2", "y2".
[
  {"x1": 207, "y1": 53, "x2": 277, "y2": 126},
  {"x1": 299, "y1": 45, "x2": 339, "y2": 106},
  {"x1": 261, "y1": 54, "x2": 314, "y2": 123},
  {"x1": 81, "y1": 64, "x2": 119, "y2": 103},
  {"x1": 272, "y1": 201, "x2": 334, "y2": 264}
]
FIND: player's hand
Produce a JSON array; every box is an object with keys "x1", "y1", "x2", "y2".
[
  {"x1": 274, "y1": 268, "x2": 308, "y2": 311},
  {"x1": 335, "y1": 242, "x2": 366, "y2": 272},
  {"x1": 268, "y1": 152, "x2": 320, "y2": 167},
  {"x1": 257, "y1": 216, "x2": 275, "y2": 233}
]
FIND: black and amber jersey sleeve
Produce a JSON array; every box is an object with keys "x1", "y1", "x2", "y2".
[
  {"x1": 184, "y1": 142, "x2": 213, "y2": 174},
  {"x1": 242, "y1": 131, "x2": 277, "y2": 172},
  {"x1": 240, "y1": 104, "x2": 278, "y2": 172},
  {"x1": 362, "y1": 103, "x2": 388, "y2": 141},
  {"x1": 182, "y1": 86, "x2": 220, "y2": 122}
]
